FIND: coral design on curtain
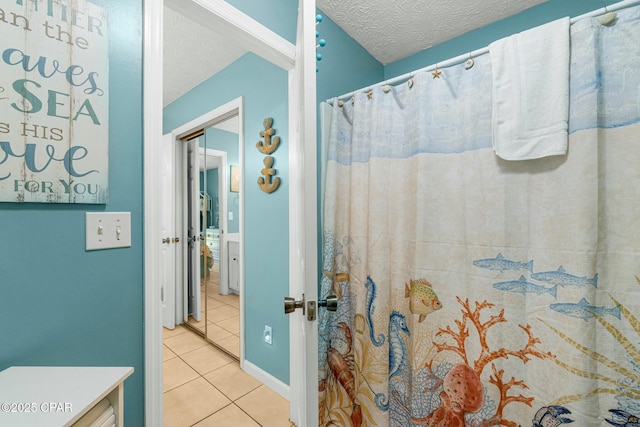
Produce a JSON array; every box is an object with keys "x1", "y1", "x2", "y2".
[{"x1": 319, "y1": 6, "x2": 640, "y2": 427}]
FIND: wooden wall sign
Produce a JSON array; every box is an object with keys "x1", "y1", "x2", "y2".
[{"x1": 0, "y1": 0, "x2": 109, "y2": 203}]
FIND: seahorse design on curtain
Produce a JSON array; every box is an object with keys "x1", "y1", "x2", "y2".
[
  {"x1": 365, "y1": 276, "x2": 386, "y2": 347},
  {"x1": 365, "y1": 276, "x2": 411, "y2": 412}
]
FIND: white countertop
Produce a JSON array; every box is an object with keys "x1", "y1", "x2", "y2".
[{"x1": 0, "y1": 366, "x2": 134, "y2": 427}]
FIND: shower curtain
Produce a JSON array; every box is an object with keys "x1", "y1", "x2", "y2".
[{"x1": 319, "y1": 6, "x2": 640, "y2": 427}]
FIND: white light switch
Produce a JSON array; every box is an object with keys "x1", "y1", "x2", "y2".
[
  {"x1": 86, "y1": 212, "x2": 132, "y2": 250},
  {"x1": 228, "y1": 211, "x2": 233, "y2": 220}
]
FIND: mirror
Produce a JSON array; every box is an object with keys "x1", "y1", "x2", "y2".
[{"x1": 182, "y1": 111, "x2": 241, "y2": 360}]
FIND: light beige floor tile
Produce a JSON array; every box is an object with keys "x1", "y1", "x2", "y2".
[
  {"x1": 227, "y1": 298, "x2": 240, "y2": 309},
  {"x1": 206, "y1": 323, "x2": 233, "y2": 342},
  {"x1": 205, "y1": 297, "x2": 226, "y2": 309},
  {"x1": 193, "y1": 404, "x2": 259, "y2": 427},
  {"x1": 181, "y1": 344, "x2": 235, "y2": 376},
  {"x1": 163, "y1": 325, "x2": 188, "y2": 339},
  {"x1": 236, "y1": 386, "x2": 290, "y2": 427},
  {"x1": 216, "y1": 316, "x2": 240, "y2": 335},
  {"x1": 207, "y1": 308, "x2": 236, "y2": 323},
  {"x1": 163, "y1": 377, "x2": 231, "y2": 427},
  {"x1": 203, "y1": 363, "x2": 261, "y2": 401},
  {"x1": 211, "y1": 293, "x2": 239, "y2": 305},
  {"x1": 164, "y1": 330, "x2": 208, "y2": 355},
  {"x1": 163, "y1": 344, "x2": 177, "y2": 362},
  {"x1": 216, "y1": 335, "x2": 240, "y2": 358},
  {"x1": 216, "y1": 305, "x2": 239, "y2": 317},
  {"x1": 163, "y1": 357, "x2": 200, "y2": 392}
]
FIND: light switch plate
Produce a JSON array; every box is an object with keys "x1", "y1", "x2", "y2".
[{"x1": 86, "y1": 212, "x2": 132, "y2": 250}]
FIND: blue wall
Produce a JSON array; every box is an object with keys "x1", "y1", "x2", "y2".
[
  {"x1": 315, "y1": 12, "x2": 384, "y2": 103},
  {"x1": 226, "y1": 0, "x2": 298, "y2": 43},
  {"x1": 384, "y1": 0, "x2": 620, "y2": 79},
  {"x1": 0, "y1": 1, "x2": 144, "y2": 425}
]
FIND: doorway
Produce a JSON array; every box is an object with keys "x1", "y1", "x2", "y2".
[{"x1": 143, "y1": 1, "x2": 319, "y2": 425}]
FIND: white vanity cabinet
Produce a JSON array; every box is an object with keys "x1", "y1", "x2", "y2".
[
  {"x1": 0, "y1": 366, "x2": 133, "y2": 427},
  {"x1": 205, "y1": 227, "x2": 220, "y2": 261}
]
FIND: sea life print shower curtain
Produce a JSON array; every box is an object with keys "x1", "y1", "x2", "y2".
[{"x1": 319, "y1": 6, "x2": 640, "y2": 427}]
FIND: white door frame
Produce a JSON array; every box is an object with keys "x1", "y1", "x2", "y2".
[
  {"x1": 143, "y1": 1, "x2": 317, "y2": 425},
  {"x1": 161, "y1": 133, "x2": 177, "y2": 329}
]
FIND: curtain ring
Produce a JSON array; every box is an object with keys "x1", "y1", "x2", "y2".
[
  {"x1": 465, "y1": 53, "x2": 475, "y2": 70},
  {"x1": 600, "y1": 6, "x2": 617, "y2": 26}
]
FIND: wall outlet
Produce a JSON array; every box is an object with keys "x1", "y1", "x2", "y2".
[{"x1": 263, "y1": 325, "x2": 272, "y2": 345}]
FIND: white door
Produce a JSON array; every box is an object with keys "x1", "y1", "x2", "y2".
[
  {"x1": 161, "y1": 133, "x2": 176, "y2": 329},
  {"x1": 185, "y1": 138, "x2": 201, "y2": 322},
  {"x1": 287, "y1": 0, "x2": 318, "y2": 425}
]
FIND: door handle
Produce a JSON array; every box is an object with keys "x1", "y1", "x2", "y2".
[
  {"x1": 162, "y1": 237, "x2": 171, "y2": 244},
  {"x1": 319, "y1": 294, "x2": 338, "y2": 312},
  {"x1": 172, "y1": 237, "x2": 180, "y2": 243},
  {"x1": 285, "y1": 294, "x2": 337, "y2": 321},
  {"x1": 284, "y1": 294, "x2": 305, "y2": 315}
]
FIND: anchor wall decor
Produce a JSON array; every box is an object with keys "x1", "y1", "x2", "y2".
[
  {"x1": 257, "y1": 117, "x2": 281, "y2": 193},
  {"x1": 256, "y1": 117, "x2": 280, "y2": 154},
  {"x1": 258, "y1": 156, "x2": 280, "y2": 193}
]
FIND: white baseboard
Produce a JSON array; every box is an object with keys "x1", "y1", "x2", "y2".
[{"x1": 242, "y1": 359, "x2": 290, "y2": 401}]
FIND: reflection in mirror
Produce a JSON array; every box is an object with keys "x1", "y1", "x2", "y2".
[{"x1": 184, "y1": 112, "x2": 240, "y2": 360}]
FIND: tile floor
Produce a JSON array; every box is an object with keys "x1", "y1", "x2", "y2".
[
  {"x1": 185, "y1": 262, "x2": 241, "y2": 359},
  {"x1": 163, "y1": 264, "x2": 291, "y2": 427}
]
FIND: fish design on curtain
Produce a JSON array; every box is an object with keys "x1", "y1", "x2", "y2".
[{"x1": 319, "y1": 6, "x2": 640, "y2": 427}]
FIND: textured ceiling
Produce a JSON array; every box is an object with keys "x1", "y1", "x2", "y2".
[
  {"x1": 163, "y1": 6, "x2": 247, "y2": 106},
  {"x1": 163, "y1": 0, "x2": 547, "y2": 106},
  {"x1": 316, "y1": 0, "x2": 548, "y2": 65}
]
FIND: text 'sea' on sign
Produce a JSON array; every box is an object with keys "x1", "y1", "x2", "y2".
[{"x1": 0, "y1": 0, "x2": 109, "y2": 203}]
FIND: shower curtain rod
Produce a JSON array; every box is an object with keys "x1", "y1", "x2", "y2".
[{"x1": 327, "y1": 0, "x2": 640, "y2": 104}]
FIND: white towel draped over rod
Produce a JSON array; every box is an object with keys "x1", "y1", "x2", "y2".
[{"x1": 326, "y1": 0, "x2": 640, "y2": 104}]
